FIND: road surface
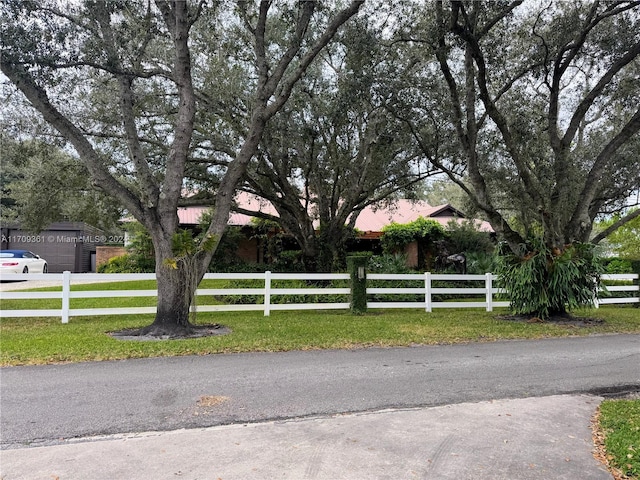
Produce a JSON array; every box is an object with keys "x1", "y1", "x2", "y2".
[{"x1": 1, "y1": 334, "x2": 639, "y2": 449}]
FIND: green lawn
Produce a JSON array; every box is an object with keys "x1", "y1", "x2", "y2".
[
  {"x1": 1, "y1": 281, "x2": 639, "y2": 365},
  {"x1": 1, "y1": 288, "x2": 638, "y2": 365},
  {"x1": 599, "y1": 398, "x2": 640, "y2": 479}
]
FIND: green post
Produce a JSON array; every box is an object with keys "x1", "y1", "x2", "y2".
[
  {"x1": 347, "y1": 254, "x2": 369, "y2": 314},
  {"x1": 632, "y1": 260, "x2": 640, "y2": 308}
]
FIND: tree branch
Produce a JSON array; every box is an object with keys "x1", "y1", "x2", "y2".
[
  {"x1": 477, "y1": 1, "x2": 523, "y2": 37},
  {"x1": 95, "y1": 2, "x2": 160, "y2": 207},
  {"x1": 591, "y1": 208, "x2": 640, "y2": 244},
  {"x1": 264, "y1": 0, "x2": 365, "y2": 118},
  {"x1": 155, "y1": 0, "x2": 197, "y2": 228},
  {"x1": 568, "y1": 105, "x2": 640, "y2": 239},
  {"x1": 562, "y1": 39, "x2": 640, "y2": 150}
]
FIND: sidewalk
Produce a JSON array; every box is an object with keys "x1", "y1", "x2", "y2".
[{"x1": 0, "y1": 394, "x2": 612, "y2": 480}]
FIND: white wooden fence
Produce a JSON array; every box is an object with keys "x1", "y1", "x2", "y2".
[{"x1": 0, "y1": 271, "x2": 637, "y2": 323}]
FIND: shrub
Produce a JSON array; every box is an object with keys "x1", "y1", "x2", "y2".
[
  {"x1": 368, "y1": 253, "x2": 422, "y2": 303},
  {"x1": 444, "y1": 219, "x2": 495, "y2": 255},
  {"x1": 97, "y1": 253, "x2": 154, "y2": 273},
  {"x1": 273, "y1": 250, "x2": 306, "y2": 272},
  {"x1": 603, "y1": 258, "x2": 634, "y2": 274},
  {"x1": 369, "y1": 253, "x2": 413, "y2": 274},
  {"x1": 464, "y1": 251, "x2": 498, "y2": 275},
  {"x1": 496, "y1": 239, "x2": 604, "y2": 318},
  {"x1": 98, "y1": 222, "x2": 155, "y2": 273},
  {"x1": 381, "y1": 217, "x2": 447, "y2": 254},
  {"x1": 214, "y1": 278, "x2": 348, "y2": 305}
]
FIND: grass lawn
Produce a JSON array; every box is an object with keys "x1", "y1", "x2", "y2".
[
  {"x1": 598, "y1": 398, "x2": 640, "y2": 479},
  {"x1": 0, "y1": 280, "x2": 638, "y2": 365}
]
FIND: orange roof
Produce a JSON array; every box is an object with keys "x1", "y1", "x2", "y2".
[
  {"x1": 356, "y1": 200, "x2": 448, "y2": 230},
  {"x1": 353, "y1": 200, "x2": 493, "y2": 237}
]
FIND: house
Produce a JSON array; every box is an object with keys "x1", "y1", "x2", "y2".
[
  {"x1": 346, "y1": 200, "x2": 493, "y2": 268},
  {"x1": 352, "y1": 200, "x2": 493, "y2": 237},
  {"x1": 177, "y1": 194, "x2": 493, "y2": 267}
]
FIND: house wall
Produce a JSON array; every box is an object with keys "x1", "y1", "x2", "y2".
[
  {"x1": 236, "y1": 237, "x2": 261, "y2": 263},
  {"x1": 404, "y1": 242, "x2": 419, "y2": 268}
]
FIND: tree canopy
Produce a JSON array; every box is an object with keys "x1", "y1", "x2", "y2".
[
  {"x1": 3, "y1": 0, "x2": 638, "y2": 324},
  {"x1": 234, "y1": 17, "x2": 440, "y2": 271},
  {"x1": 0, "y1": 136, "x2": 123, "y2": 233},
  {"x1": 1, "y1": 0, "x2": 364, "y2": 335},
  {"x1": 393, "y1": 0, "x2": 640, "y2": 252}
]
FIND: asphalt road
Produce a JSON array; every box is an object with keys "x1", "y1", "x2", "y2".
[{"x1": 1, "y1": 334, "x2": 639, "y2": 449}]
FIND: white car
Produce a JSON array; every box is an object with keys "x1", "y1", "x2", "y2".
[{"x1": 0, "y1": 250, "x2": 48, "y2": 274}]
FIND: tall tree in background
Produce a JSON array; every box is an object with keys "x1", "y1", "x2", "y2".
[
  {"x1": 1, "y1": 0, "x2": 363, "y2": 335},
  {"x1": 396, "y1": 0, "x2": 640, "y2": 317},
  {"x1": 0, "y1": 136, "x2": 123, "y2": 233},
  {"x1": 238, "y1": 19, "x2": 439, "y2": 272}
]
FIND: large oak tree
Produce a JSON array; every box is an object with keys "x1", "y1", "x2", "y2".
[
  {"x1": 394, "y1": 0, "x2": 640, "y2": 317},
  {"x1": 238, "y1": 19, "x2": 439, "y2": 272},
  {"x1": 1, "y1": 0, "x2": 363, "y2": 335}
]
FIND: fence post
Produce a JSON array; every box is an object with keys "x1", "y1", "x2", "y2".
[
  {"x1": 594, "y1": 276, "x2": 601, "y2": 309},
  {"x1": 485, "y1": 272, "x2": 493, "y2": 312},
  {"x1": 61, "y1": 270, "x2": 71, "y2": 323},
  {"x1": 633, "y1": 260, "x2": 640, "y2": 309},
  {"x1": 425, "y1": 272, "x2": 432, "y2": 313},
  {"x1": 347, "y1": 255, "x2": 369, "y2": 314},
  {"x1": 264, "y1": 271, "x2": 271, "y2": 317}
]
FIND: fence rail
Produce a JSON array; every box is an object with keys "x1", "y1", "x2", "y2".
[{"x1": 0, "y1": 271, "x2": 637, "y2": 323}]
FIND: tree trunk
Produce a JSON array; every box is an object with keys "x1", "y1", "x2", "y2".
[
  {"x1": 137, "y1": 228, "x2": 205, "y2": 336},
  {"x1": 319, "y1": 228, "x2": 346, "y2": 273},
  {"x1": 300, "y1": 236, "x2": 320, "y2": 273},
  {"x1": 299, "y1": 229, "x2": 344, "y2": 273},
  {"x1": 141, "y1": 262, "x2": 194, "y2": 336}
]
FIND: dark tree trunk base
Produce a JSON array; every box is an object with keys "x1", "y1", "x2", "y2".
[
  {"x1": 138, "y1": 321, "x2": 193, "y2": 337},
  {"x1": 109, "y1": 323, "x2": 231, "y2": 341}
]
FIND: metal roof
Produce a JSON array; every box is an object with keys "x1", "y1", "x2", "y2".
[{"x1": 178, "y1": 194, "x2": 493, "y2": 234}]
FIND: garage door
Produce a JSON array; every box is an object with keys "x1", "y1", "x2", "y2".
[{"x1": 6, "y1": 230, "x2": 78, "y2": 273}]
